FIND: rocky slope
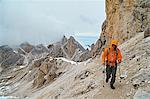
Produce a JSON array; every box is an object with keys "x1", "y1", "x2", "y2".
[
  {"x1": 0, "y1": 36, "x2": 89, "y2": 75},
  {"x1": 0, "y1": 0, "x2": 150, "y2": 98},
  {"x1": 0, "y1": 32, "x2": 149, "y2": 99}
]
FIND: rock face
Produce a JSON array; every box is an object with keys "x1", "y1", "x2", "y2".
[
  {"x1": 48, "y1": 42, "x2": 67, "y2": 58},
  {"x1": 92, "y1": 0, "x2": 150, "y2": 57},
  {"x1": 32, "y1": 56, "x2": 71, "y2": 88},
  {"x1": 102, "y1": 0, "x2": 150, "y2": 44},
  {"x1": 90, "y1": 38, "x2": 106, "y2": 58},
  {"x1": 0, "y1": 44, "x2": 40, "y2": 72},
  {"x1": 17, "y1": 48, "x2": 27, "y2": 55},
  {"x1": 144, "y1": 28, "x2": 150, "y2": 38},
  {"x1": 48, "y1": 36, "x2": 87, "y2": 62},
  {"x1": 18, "y1": 43, "x2": 49, "y2": 65},
  {"x1": 31, "y1": 44, "x2": 49, "y2": 56},
  {"x1": 63, "y1": 36, "x2": 85, "y2": 58},
  {"x1": 0, "y1": 45, "x2": 23, "y2": 70},
  {"x1": 73, "y1": 49, "x2": 92, "y2": 62},
  {"x1": 20, "y1": 42, "x2": 34, "y2": 53},
  {"x1": 134, "y1": 89, "x2": 150, "y2": 99}
]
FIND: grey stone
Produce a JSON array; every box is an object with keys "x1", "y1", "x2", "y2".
[
  {"x1": 134, "y1": 89, "x2": 150, "y2": 99},
  {"x1": 0, "y1": 45, "x2": 23, "y2": 69},
  {"x1": 20, "y1": 42, "x2": 34, "y2": 53},
  {"x1": 144, "y1": 28, "x2": 150, "y2": 38},
  {"x1": 31, "y1": 44, "x2": 49, "y2": 55}
]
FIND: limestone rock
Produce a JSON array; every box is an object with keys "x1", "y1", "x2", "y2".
[
  {"x1": 144, "y1": 28, "x2": 150, "y2": 38},
  {"x1": 73, "y1": 49, "x2": 92, "y2": 62},
  {"x1": 48, "y1": 36, "x2": 88, "y2": 62},
  {"x1": 0, "y1": 45, "x2": 23, "y2": 69},
  {"x1": 31, "y1": 44, "x2": 49, "y2": 56},
  {"x1": 16, "y1": 57, "x2": 25, "y2": 66},
  {"x1": 20, "y1": 42, "x2": 34, "y2": 53},
  {"x1": 32, "y1": 58, "x2": 45, "y2": 68},
  {"x1": 100, "y1": 0, "x2": 150, "y2": 45},
  {"x1": 134, "y1": 89, "x2": 150, "y2": 99},
  {"x1": 0, "y1": 45, "x2": 14, "y2": 63},
  {"x1": 33, "y1": 57, "x2": 58, "y2": 88},
  {"x1": 131, "y1": 69, "x2": 150, "y2": 89},
  {"x1": 90, "y1": 38, "x2": 106, "y2": 57},
  {"x1": 63, "y1": 36, "x2": 85, "y2": 58},
  {"x1": 61, "y1": 35, "x2": 68, "y2": 44},
  {"x1": 17, "y1": 48, "x2": 27, "y2": 55},
  {"x1": 33, "y1": 69, "x2": 46, "y2": 88}
]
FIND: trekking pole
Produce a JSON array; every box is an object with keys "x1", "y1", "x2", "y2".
[
  {"x1": 118, "y1": 64, "x2": 121, "y2": 83},
  {"x1": 102, "y1": 64, "x2": 106, "y2": 87}
]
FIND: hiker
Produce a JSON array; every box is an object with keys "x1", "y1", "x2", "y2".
[{"x1": 102, "y1": 40, "x2": 122, "y2": 89}]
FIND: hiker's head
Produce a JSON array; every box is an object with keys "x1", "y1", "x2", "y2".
[
  {"x1": 111, "y1": 40, "x2": 118, "y2": 49},
  {"x1": 112, "y1": 44, "x2": 117, "y2": 49}
]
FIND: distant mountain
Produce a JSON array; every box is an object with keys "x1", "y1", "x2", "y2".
[
  {"x1": 0, "y1": 36, "x2": 92, "y2": 72},
  {"x1": 31, "y1": 44, "x2": 49, "y2": 56},
  {"x1": 19, "y1": 42, "x2": 34, "y2": 53},
  {"x1": 0, "y1": 45, "x2": 23, "y2": 70},
  {"x1": 48, "y1": 35, "x2": 92, "y2": 62}
]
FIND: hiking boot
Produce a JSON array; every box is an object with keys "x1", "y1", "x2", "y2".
[{"x1": 110, "y1": 84, "x2": 115, "y2": 89}]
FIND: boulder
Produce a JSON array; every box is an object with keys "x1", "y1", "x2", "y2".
[
  {"x1": 32, "y1": 58, "x2": 45, "y2": 68},
  {"x1": 144, "y1": 28, "x2": 150, "y2": 38},
  {"x1": 134, "y1": 89, "x2": 150, "y2": 99},
  {"x1": 33, "y1": 69, "x2": 46, "y2": 88},
  {"x1": 33, "y1": 58, "x2": 58, "y2": 88}
]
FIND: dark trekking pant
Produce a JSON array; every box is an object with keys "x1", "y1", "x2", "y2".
[{"x1": 106, "y1": 63, "x2": 117, "y2": 85}]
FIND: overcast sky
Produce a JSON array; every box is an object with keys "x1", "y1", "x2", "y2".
[{"x1": 0, "y1": 0, "x2": 105, "y2": 46}]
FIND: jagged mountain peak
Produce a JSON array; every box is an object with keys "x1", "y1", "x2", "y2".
[
  {"x1": 0, "y1": 45, "x2": 13, "y2": 52},
  {"x1": 47, "y1": 35, "x2": 89, "y2": 62},
  {"x1": 19, "y1": 42, "x2": 34, "y2": 53},
  {"x1": 62, "y1": 35, "x2": 68, "y2": 44},
  {"x1": 68, "y1": 36, "x2": 75, "y2": 41}
]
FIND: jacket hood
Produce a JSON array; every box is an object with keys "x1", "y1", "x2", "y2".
[{"x1": 110, "y1": 40, "x2": 119, "y2": 46}]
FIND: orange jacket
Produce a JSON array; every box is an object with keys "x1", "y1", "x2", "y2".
[{"x1": 102, "y1": 40, "x2": 122, "y2": 65}]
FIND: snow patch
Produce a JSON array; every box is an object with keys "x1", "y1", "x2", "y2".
[
  {"x1": 56, "y1": 57, "x2": 77, "y2": 65},
  {"x1": 84, "y1": 58, "x2": 92, "y2": 66},
  {"x1": 20, "y1": 66, "x2": 26, "y2": 69},
  {"x1": 0, "y1": 96, "x2": 19, "y2": 99},
  {"x1": 13, "y1": 50, "x2": 18, "y2": 54}
]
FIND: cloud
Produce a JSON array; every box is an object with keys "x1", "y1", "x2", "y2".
[
  {"x1": 74, "y1": 32, "x2": 99, "y2": 37},
  {"x1": 0, "y1": 0, "x2": 105, "y2": 46},
  {"x1": 80, "y1": 15, "x2": 97, "y2": 25}
]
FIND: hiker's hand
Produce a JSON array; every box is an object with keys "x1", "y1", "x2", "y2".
[
  {"x1": 102, "y1": 61, "x2": 106, "y2": 66},
  {"x1": 118, "y1": 60, "x2": 121, "y2": 64}
]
